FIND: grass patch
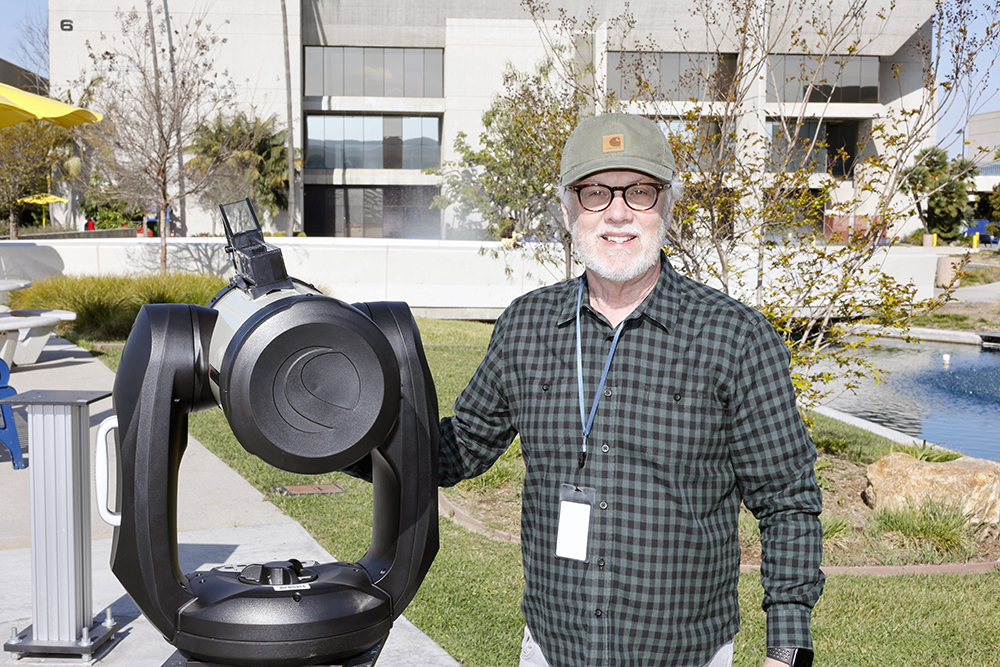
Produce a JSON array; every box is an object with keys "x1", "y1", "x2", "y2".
[
  {"x1": 890, "y1": 440, "x2": 962, "y2": 463},
  {"x1": 908, "y1": 301, "x2": 1000, "y2": 332},
  {"x1": 807, "y1": 410, "x2": 900, "y2": 464},
  {"x1": 416, "y1": 317, "x2": 494, "y2": 347},
  {"x1": 415, "y1": 317, "x2": 491, "y2": 419},
  {"x1": 820, "y1": 513, "x2": 850, "y2": 541},
  {"x1": 814, "y1": 456, "x2": 836, "y2": 491},
  {"x1": 873, "y1": 498, "x2": 978, "y2": 557},
  {"x1": 739, "y1": 506, "x2": 760, "y2": 547},
  {"x1": 910, "y1": 312, "x2": 978, "y2": 330},
  {"x1": 961, "y1": 263, "x2": 1000, "y2": 286},
  {"x1": 736, "y1": 571, "x2": 1000, "y2": 666},
  {"x1": 66, "y1": 336, "x2": 125, "y2": 371},
  {"x1": 9, "y1": 273, "x2": 228, "y2": 339}
]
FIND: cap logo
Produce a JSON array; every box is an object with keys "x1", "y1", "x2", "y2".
[{"x1": 602, "y1": 134, "x2": 624, "y2": 153}]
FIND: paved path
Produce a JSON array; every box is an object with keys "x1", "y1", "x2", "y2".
[
  {"x1": 0, "y1": 337, "x2": 459, "y2": 667},
  {"x1": 939, "y1": 278, "x2": 1000, "y2": 303}
]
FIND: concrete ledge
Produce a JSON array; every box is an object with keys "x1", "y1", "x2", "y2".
[
  {"x1": 851, "y1": 324, "x2": 984, "y2": 346},
  {"x1": 811, "y1": 405, "x2": 924, "y2": 446}
]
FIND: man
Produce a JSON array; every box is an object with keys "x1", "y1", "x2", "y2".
[{"x1": 438, "y1": 113, "x2": 824, "y2": 667}]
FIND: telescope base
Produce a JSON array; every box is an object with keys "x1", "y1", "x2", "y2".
[{"x1": 161, "y1": 637, "x2": 385, "y2": 667}]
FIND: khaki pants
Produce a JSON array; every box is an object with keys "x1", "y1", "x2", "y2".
[{"x1": 519, "y1": 626, "x2": 734, "y2": 667}]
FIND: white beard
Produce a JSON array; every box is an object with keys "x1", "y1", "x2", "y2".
[{"x1": 570, "y1": 215, "x2": 667, "y2": 284}]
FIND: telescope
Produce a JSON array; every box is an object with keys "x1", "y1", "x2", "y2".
[{"x1": 99, "y1": 199, "x2": 439, "y2": 666}]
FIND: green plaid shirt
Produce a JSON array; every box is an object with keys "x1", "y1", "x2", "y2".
[{"x1": 439, "y1": 255, "x2": 824, "y2": 666}]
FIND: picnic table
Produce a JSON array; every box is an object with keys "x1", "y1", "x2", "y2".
[
  {"x1": 0, "y1": 312, "x2": 63, "y2": 367},
  {"x1": 0, "y1": 279, "x2": 78, "y2": 365}
]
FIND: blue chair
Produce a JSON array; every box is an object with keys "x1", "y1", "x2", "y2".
[{"x1": 0, "y1": 359, "x2": 24, "y2": 469}]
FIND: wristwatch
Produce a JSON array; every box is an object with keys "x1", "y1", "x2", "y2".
[{"x1": 766, "y1": 647, "x2": 814, "y2": 667}]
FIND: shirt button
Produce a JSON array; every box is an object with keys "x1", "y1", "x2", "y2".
[
  {"x1": 601, "y1": 444, "x2": 610, "y2": 453},
  {"x1": 597, "y1": 558, "x2": 605, "y2": 567},
  {"x1": 542, "y1": 383, "x2": 550, "y2": 391},
  {"x1": 599, "y1": 501, "x2": 608, "y2": 510},
  {"x1": 595, "y1": 609, "x2": 603, "y2": 617},
  {"x1": 674, "y1": 392, "x2": 682, "y2": 401},
  {"x1": 603, "y1": 388, "x2": 612, "y2": 397}
]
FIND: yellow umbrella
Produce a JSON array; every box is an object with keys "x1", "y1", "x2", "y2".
[
  {"x1": 0, "y1": 82, "x2": 103, "y2": 129},
  {"x1": 15, "y1": 193, "x2": 70, "y2": 228},
  {"x1": 16, "y1": 193, "x2": 69, "y2": 206}
]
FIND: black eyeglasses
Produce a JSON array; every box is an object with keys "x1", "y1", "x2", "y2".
[{"x1": 567, "y1": 182, "x2": 665, "y2": 212}]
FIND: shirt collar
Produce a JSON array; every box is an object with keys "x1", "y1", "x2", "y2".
[{"x1": 556, "y1": 252, "x2": 678, "y2": 333}]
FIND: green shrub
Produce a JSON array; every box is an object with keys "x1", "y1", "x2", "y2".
[
  {"x1": 961, "y1": 263, "x2": 1000, "y2": 286},
  {"x1": 82, "y1": 197, "x2": 143, "y2": 230},
  {"x1": 891, "y1": 440, "x2": 962, "y2": 462},
  {"x1": 8, "y1": 273, "x2": 229, "y2": 339},
  {"x1": 820, "y1": 513, "x2": 849, "y2": 541},
  {"x1": 814, "y1": 457, "x2": 836, "y2": 491},
  {"x1": 873, "y1": 498, "x2": 976, "y2": 556}
]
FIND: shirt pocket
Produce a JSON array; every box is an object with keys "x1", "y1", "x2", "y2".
[
  {"x1": 639, "y1": 382, "x2": 729, "y2": 470},
  {"x1": 515, "y1": 375, "x2": 578, "y2": 473}
]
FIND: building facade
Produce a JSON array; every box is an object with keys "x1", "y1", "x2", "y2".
[{"x1": 48, "y1": 0, "x2": 938, "y2": 238}]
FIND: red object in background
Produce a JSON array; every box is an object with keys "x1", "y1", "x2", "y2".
[{"x1": 85, "y1": 219, "x2": 95, "y2": 230}]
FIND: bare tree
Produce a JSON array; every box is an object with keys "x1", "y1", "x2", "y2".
[
  {"x1": 14, "y1": 9, "x2": 49, "y2": 94},
  {"x1": 75, "y1": 4, "x2": 240, "y2": 270}
]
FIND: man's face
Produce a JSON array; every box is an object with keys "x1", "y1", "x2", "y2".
[{"x1": 562, "y1": 169, "x2": 670, "y2": 285}]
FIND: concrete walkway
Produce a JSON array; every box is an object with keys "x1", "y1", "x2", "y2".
[
  {"x1": 0, "y1": 337, "x2": 459, "y2": 667},
  {"x1": 938, "y1": 278, "x2": 1000, "y2": 303}
]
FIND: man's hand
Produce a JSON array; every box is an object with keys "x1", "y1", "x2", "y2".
[{"x1": 763, "y1": 658, "x2": 790, "y2": 667}]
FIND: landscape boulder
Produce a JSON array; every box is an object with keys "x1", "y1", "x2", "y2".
[{"x1": 862, "y1": 452, "x2": 1000, "y2": 539}]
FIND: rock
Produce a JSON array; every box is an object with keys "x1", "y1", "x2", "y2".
[{"x1": 862, "y1": 452, "x2": 1000, "y2": 539}]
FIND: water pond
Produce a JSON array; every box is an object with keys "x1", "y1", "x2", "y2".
[{"x1": 822, "y1": 337, "x2": 1000, "y2": 462}]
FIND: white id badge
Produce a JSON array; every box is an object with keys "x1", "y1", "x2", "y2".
[{"x1": 555, "y1": 483, "x2": 596, "y2": 562}]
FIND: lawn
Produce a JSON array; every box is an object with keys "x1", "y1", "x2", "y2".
[{"x1": 79, "y1": 317, "x2": 1000, "y2": 667}]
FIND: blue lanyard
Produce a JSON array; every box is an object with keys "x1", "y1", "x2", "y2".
[{"x1": 576, "y1": 279, "x2": 626, "y2": 469}]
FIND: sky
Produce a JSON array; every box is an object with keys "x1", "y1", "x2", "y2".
[
  {"x1": 0, "y1": 0, "x2": 47, "y2": 75},
  {"x1": 0, "y1": 0, "x2": 996, "y2": 160}
]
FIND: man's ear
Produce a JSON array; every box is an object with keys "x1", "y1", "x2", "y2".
[{"x1": 664, "y1": 196, "x2": 675, "y2": 233}]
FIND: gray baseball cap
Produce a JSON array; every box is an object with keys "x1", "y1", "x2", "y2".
[{"x1": 560, "y1": 113, "x2": 675, "y2": 186}]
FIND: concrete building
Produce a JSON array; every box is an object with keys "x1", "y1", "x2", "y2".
[
  {"x1": 967, "y1": 110, "x2": 1000, "y2": 196},
  {"x1": 48, "y1": 0, "x2": 939, "y2": 239},
  {"x1": 0, "y1": 57, "x2": 46, "y2": 93},
  {"x1": 967, "y1": 110, "x2": 1000, "y2": 165}
]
